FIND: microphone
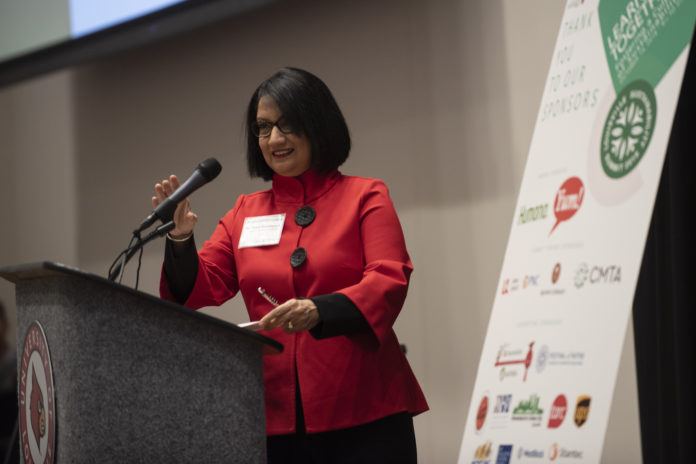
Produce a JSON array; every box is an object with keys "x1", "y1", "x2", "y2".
[{"x1": 136, "y1": 157, "x2": 222, "y2": 234}]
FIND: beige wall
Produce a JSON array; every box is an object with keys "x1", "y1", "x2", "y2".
[{"x1": 0, "y1": 1, "x2": 641, "y2": 462}]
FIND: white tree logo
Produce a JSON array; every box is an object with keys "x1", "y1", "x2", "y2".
[{"x1": 610, "y1": 102, "x2": 644, "y2": 161}]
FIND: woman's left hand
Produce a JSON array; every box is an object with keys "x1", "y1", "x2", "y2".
[{"x1": 260, "y1": 299, "x2": 320, "y2": 333}]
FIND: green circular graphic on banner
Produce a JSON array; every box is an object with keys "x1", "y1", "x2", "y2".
[{"x1": 600, "y1": 80, "x2": 657, "y2": 179}]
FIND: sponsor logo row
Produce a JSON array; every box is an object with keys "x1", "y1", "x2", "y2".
[
  {"x1": 494, "y1": 342, "x2": 585, "y2": 383},
  {"x1": 501, "y1": 261, "x2": 621, "y2": 296},
  {"x1": 472, "y1": 441, "x2": 584, "y2": 464},
  {"x1": 517, "y1": 176, "x2": 584, "y2": 236},
  {"x1": 476, "y1": 393, "x2": 591, "y2": 433}
]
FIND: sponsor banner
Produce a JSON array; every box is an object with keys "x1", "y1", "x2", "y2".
[{"x1": 459, "y1": 1, "x2": 695, "y2": 462}]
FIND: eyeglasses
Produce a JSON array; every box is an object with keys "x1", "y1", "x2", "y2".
[{"x1": 252, "y1": 118, "x2": 295, "y2": 138}]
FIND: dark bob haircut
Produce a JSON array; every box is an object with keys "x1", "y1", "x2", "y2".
[{"x1": 245, "y1": 67, "x2": 351, "y2": 180}]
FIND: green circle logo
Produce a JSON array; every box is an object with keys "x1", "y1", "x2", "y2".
[{"x1": 600, "y1": 80, "x2": 656, "y2": 179}]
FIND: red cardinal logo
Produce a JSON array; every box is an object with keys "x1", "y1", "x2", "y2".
[{"x1": 30, "y1": 367, "x2": 46, "y2": 444}]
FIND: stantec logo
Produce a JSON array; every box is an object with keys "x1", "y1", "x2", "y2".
[
  {"x1": 548, "y1": 442, "x2": 584, "y2": 460},
  {"x1": 550, "y1": 177, "x2": 585, "y2": 235},
  {"x1": 549, "y1": 443, "x2": 559, "y2": 461},
  {"x1": 574, "y1": 263, "x2": 622, "y2": 288},
  {"x1": 548, "y1": 394, "x2": 568, "y2": 428}
]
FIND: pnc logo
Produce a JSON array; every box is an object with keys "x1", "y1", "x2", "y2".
[
  {"x1": 548, "y1": 394, "x2": 568, "y2": 428},
  {"x1": 523, "y1": 275, "x2": 539, "y2": 288},
  {"x1": 550, "y1": 177, "x2": 585, "y2": 235}
]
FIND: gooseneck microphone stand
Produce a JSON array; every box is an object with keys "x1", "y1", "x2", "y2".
[{"x1": 107, "y1": 221, "x2": 175, "y2": 287}]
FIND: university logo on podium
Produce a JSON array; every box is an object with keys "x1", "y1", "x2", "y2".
[{"x1": 19, "y1": 321, "x2": 56, "y2": 464}]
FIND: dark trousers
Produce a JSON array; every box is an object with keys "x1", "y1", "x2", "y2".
[{"x1": 266, "y1": 412, "x2": 417, "y2": 464}]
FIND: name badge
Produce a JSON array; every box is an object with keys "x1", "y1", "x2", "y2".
[{"x1": 238, "y1": 213, "x2": 285, "y2": 249}]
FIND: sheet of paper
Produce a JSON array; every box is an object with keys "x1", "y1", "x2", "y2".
[{"x1": 238, "y1": 321, "x2": 262, "y2": 331}]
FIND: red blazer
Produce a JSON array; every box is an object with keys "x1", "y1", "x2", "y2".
[{"x1": 160, "y1": 169, "x2": 428, "y2": 434}]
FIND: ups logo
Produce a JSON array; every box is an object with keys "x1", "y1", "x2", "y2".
[{"x1": 574, "y1": 395, "x2": 591, "y2": 427}]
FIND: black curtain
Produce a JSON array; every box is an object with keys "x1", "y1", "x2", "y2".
[{"x1": 633, "y1": 34, "x2": 696, "y2": 464}]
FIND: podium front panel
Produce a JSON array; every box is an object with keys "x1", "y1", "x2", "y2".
[{"x1": 15, "y1": 272, "x2": 267, "y2": 463}]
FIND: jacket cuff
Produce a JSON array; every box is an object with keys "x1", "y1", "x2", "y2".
[
  {"x1": 308, "y1": 293, "x2": 371, "y2": 339},
  {"x1": 163, "y1": 234, "x2": 198, "y2": 304}
]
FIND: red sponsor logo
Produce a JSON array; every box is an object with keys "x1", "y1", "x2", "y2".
[
  {"x1": 552, "y1": 263, "x2": 562, "y2": 284},
  {"x1": 548, "y1": 394, "x2": 568, "y2": 428},
  {"x1": 476, "y1": 395, "x2": 489, "y2": 431},
  {"x1": 19, "y1": 322, "x2": 56, "y2": 464},
  {"x1": 550, "y1": 177, "x2": 585, "y2": 235},
  {"x1": 495, "y1": 342, "x2": 535, "y2": 382}
]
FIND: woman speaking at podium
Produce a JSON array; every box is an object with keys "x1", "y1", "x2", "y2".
[{"x1": 154, "y1": 68, "x2": 428, "y2": 463}]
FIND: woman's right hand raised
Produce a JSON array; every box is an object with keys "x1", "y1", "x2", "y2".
[{"x1": 153, "y1": 174, "x2": 198, "y2": 237}]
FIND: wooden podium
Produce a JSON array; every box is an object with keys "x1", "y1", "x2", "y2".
[{"x1": 0, "y1": 262, "x2": 282, "y2": 463}]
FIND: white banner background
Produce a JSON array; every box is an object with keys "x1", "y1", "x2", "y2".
[{"x1": 458, "y1": 0, "x2": 694, "y2": 463}]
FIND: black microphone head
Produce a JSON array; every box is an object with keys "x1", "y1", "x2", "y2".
[{"x1": 198, "y1": 158, "x2": 222, "y2": 181}]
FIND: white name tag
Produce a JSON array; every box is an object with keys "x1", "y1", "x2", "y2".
[{"x1": 238, "y1": 213, "x2": 286, "y2": 249}]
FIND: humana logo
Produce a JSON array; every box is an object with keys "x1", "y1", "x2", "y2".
[{"x1": 518, "y1": 204, "x2": 548, "y2": 225}]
